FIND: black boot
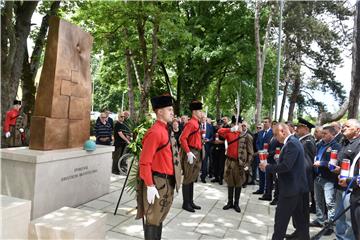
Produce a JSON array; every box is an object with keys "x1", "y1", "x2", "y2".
[
  {"x1": 190, "y1": 182, "x2": 201, "y2": 210},
  {"x1": 182, "y1": 184, "x2": 195, "y2": 212},
  {"x1": 223, "y1": 187, "x2": 234, "y2": 210},
  {"x1": 157, "y1": 222, "x2": 162, "y2": 240},
  {"x1": 234, "y1": 187, "x2": 241, "y2": 213},
  {"x1": 144, "y1": 224, "x2": 159, "y2": 240}
]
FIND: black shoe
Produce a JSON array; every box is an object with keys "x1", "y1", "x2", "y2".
[
  {"x1": 323, "y1": 228, "x2": 334, "y2": 236},
  {"x1": 259, "y1": 195, "x2": 272, "y2": 201},
  {"x1": 211, "y1": 178, "x2": 219, "y2": 183},
  {"x1": 285, "y1": 231, "x2": 297, "y2": 239},
  {"x1": 144, "y1": 224, "x2": 159, "y2": 240},
  {"x1": 309, "y1": 220, "x2": 323, "y2": 228},
  {"x1": 218, "y1": 179, "x2": 223, "y2": 185},
  {"x1": 112, "y1": 170, "x2": 120, "y2": 175},
  {"x1": 190, "y1": 182, "x2": 201, "y2": 210},
  {"x1": 201, "y1": 179, "x2": 206, "y2": 183},
  {"x1": 242, "y1": 184, "x2": 247, "y2": 188},
  {"x1": 223, "y1": 202, "x2": 234, "y2": 210},
  {"x1": 270, "y1": 199, "x2": 278, "y2": 205},
  {"x1": 233, "y1": 204, "x2": 241, "y2": 213},
  {"x1": 209, "y1": 174, "x2": 213, "y2": 178},
  {"x1": 253, "y1": 190, "x2": 263, "y2": 195},
  {"x1": 223, "y1": 187, "x2": 234, "y2": 210},
  {"x1": 248, "y1": 181, "x2": 255, "y2": 185},
  {"x1": 182, "y1": 184, "x2": 195, "y2": 212},
  {"x1": 234, "y1": 187, "x2": 241, "y2": 213}
]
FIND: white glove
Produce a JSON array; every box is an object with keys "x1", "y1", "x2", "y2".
[
  {"x1": 230, "y1": 125, "x2": 239, "y2": 132},
  {"x1": 19, "y1": 128, "x2": 24, "y2": 133},
  {"x1": 244, "y1": 166, "x2": 249, "y2": 171},
  {"x1": 147, "y1": 185, "x2": 160, "y2": 205},
  {"x1": 187, "y1": 152, "x2": 196, "y2": 164},
  {"x1": 5, "y1": 132, "x2": 10, "y2": 138}
]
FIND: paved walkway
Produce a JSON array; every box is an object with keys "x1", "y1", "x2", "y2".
[{"x1": 77, "y1": 175, "x2": 334, "y2": 240}]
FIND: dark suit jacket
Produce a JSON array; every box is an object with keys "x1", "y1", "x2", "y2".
[
  {"x1": 299, "y1": 134, "x2": 316, "y2": 191},
  {"x1": 256, "y1": 128, "x2": 273, "y2": 151},
  {"x1": 266, "y1": 135, "x2": 309, "y2": 197},
  {"x1": 268, "y1": 137, "x2": 283, "y2": 165}
]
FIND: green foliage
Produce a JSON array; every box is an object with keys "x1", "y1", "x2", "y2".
[{"x1": 124, "y1": 117, "x2": 154, "y2": 193}]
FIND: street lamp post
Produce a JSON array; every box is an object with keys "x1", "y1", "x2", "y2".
[{"x1": 274, "y1": 0, "x2": 284, "y2": 121}]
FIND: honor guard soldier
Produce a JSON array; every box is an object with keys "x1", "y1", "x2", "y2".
[
  {"x1": 3, "y1": 100, "x2": 26, "y2": 147},
  {"x1": 137, "y1": 94, "x2": 182, "y2": 240},
  {"x1": 218, "y1": 116, "x2": 254, "y2": 213},
  {"x1": 180, "y1": 100, "x2": 203, "y2": 212}
]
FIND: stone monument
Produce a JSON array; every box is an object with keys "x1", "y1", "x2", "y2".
[
  {"x1": 29, "y1": 16, "x2": 93, "y2": 150},
  {"x1": 1, "y1": 17, "x2": 113, "y2": 220}
]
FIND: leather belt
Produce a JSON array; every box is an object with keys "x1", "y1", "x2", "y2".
[
  {"x1": 227, "y1": 157, "x2": 237, "y2": 161},
  {"x1": 153, "y1": 171, "x2": 174, "y2": 180}
]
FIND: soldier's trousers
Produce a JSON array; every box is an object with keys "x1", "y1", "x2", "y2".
[
  {"x1": 182, "y1": 148, "x2": 201, "y2": 184},
  {"x1": 143, "y1": 175, "x2": 175, "y2": 226},
  {"x1": 224, "y1": 157, "x2": 246, "y2": 188}
]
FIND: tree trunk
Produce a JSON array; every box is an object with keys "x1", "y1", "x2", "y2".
[
  {"x1": 348, "y1": 0, "x2": 360, "y2": 119},
  {"x1": 124, "y1": 28, "x2": 137, "y2": 121},
  {"x1": 254, "y1": 1, "x2": 273, "y2": 125},
  {"x1": 137, "y1": 4, "x2": 159, "y2": 118},
  {"x1": 287, "y1": 75, "x2": 300, "y2": 121},
  {"x1": 287, "y1": 37, "x2": 302, "y2": 121},
  {"x1": 279, "y1": 77, "x2": 289, "y2": 122},
  {"x1": 254, "y1": 1, "x2": 263, "y2": 125},
  {"x1": 215, "y1": 77, "x2": 224, "y2": 120},
  {"x1": 1, "y1": 1, "x2": 38, "y2": 126},
  {"x1": 21, "y1": 1, "x2": 61, "y2": 115},
  {"x1": 319, "y1": 101, "x2": 349, "y2": 125},
  {"x1": 175, "y1": 60, "x2": 183, "y2": 116},
  {"x1": 160, "y1": 62, "x2": 173, "y2": 96}
]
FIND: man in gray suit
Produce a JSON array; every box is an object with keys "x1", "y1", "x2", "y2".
[{"x1": 259, "y1": 123, "x2": 310, "y2": 240}]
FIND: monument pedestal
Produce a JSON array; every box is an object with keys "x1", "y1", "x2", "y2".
[
  {"x1": 0, "y1": 195, "x2": 31, "y2": 239},
  {"x1": 29, "y1": 206, "x2": 106, "y2": 239},
  {"x1": 1, "y1": 145, "x2": 113, "y2": 219}
]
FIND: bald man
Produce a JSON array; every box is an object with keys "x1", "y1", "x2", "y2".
[{"x1": 259, "y1": 123, "x2": 309, "y2": 240}]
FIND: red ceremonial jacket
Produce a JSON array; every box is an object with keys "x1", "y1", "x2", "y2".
[
  {"x1": 139, "y1": 120, "x2": 174, "y2": 186},
  {"x1": 180, "y1": 116, "x2": 202, "y2": 153},
  {"x1": 3, "y1": 108, "x2": 20, "y2": 133}
]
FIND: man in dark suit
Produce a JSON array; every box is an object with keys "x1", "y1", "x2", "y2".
[
  {"x1": 285, "y1": 117, "x2": 316, "y2": 239},
  {"x1": 200, "y1": 116, "x2": 214, "y2": 183},
  {"x1": 254, "y1": 117, "x2": 273, "y2": 195},
  {"x1": 259, "y1": 123, "x2": 310, "y2": 240}
]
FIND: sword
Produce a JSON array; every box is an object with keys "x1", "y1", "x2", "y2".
[{"x1": 235, "y1": 91, "x2": 240, "y2": 125}]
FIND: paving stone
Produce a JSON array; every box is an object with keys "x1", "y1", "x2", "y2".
[
  {"x1": 106, "y1": 230, "x2": 142, "y2": 240},
  {"x1": 83, "y1": 199, "x2": 113, "y2": 210},
  {"x1": 195, "y1": 222, "x2": 227, "y2": 238},
  {"x1": 225, "y1": 228, "x2": 268, "y2": 240},
  {"x1": 105, "y1": 212, "x2": 129, "y2": 226}
]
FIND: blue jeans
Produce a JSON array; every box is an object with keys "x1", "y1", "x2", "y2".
[
  {"x1": 335, "y1": 190, "x2": 355, "y2": 240},
  {"x1": 314, "y1": 176, "x2": 336, "y2": 225}
]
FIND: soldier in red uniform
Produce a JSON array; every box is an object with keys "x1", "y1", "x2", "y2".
[
  {"x1": 179, "y1": 100, "x2": 203, "y2": 212},
  {"x1": 218, "y1": 116, "x2": 254, "y2": 213},
  {"x1": 3, "y1": 100, "x2": 23, "y2": 147},
  {"x1": 138, "y1": 94, "x2": 181, "y2": 240},
  {"x1": 180, "y1": 101, "x2": 203, "y2": 212}
]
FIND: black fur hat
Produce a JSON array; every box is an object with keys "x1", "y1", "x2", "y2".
[
  {"x1": 189, "y1": 100, "x2": 202, "y2": 111},
  {"x1": 151, "y1": 94, "x2": 174, "y2": 110},
  {"x1": 13, "y1": 100, "x2": 21, "y2": 105},
  {"x1": 231, "y1": 115, "x2": 243, "y2": 124}
]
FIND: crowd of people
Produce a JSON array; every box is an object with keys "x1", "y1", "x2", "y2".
[{"x1": 91, "y1": 99, "x2": 360, "y2": 240}]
